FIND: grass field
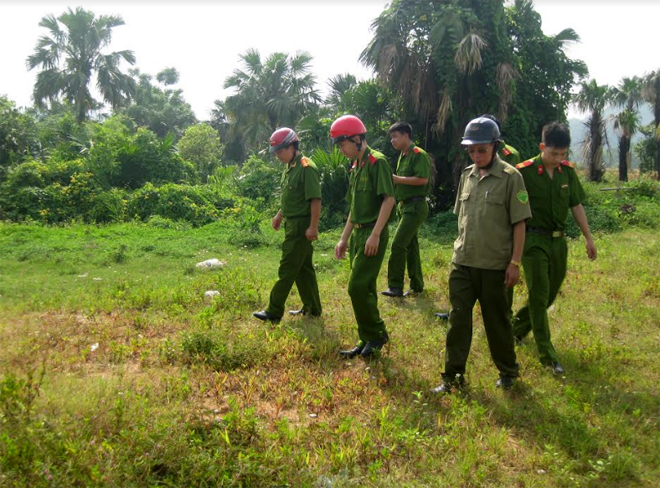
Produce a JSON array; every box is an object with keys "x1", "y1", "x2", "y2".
[{"x1": 0, "y1": 220, "x2": 658, "y2": 487}]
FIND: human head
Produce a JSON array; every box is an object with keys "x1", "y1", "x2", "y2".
[
  {"x1": 480, "y1": 114, "x2": 502, "y2": 132},
  {"x1": 461, "y1": 116, "x2": 501, "y2": 168},
  {"x1": 330, "y1": 115, "x2": 367, "y2": 159},
  {"x1": 269, "y1": 127, "x2": 299, "y2": 164},
  {"x1": 540, "y1": 122, "x2": 571, "y2": 167},
  {"x1": 389, "y1": 122, "x2": 413, "y2": 152}
]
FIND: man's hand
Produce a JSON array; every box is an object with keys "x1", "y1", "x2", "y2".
[
  {"x1": 364, "y1": 233, "x2": 380, "y2": 257},
  {"x1": 306, "y1": 226, "x2": 318, "y2": 241},
  {"x1": 586, "y1": 238, "x2": 597, "y2": 260},
  {"x1": 335, "y1": 239, "x2": 348, "y2": 259},
  {"x1": 272, "y1": 212, "x2": 283, "y2": 231},
  {"x1": 504, "y1": 263, "x2": 520, "y2": 288}
]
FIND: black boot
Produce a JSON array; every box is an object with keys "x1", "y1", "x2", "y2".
[
  {"x1": 381, "y1": 287, "x2": 403, "y2": 297},
  {"x1": 253, "y1": 310, "x2": 281, "y2": 323},
  {"x1": 339, "y1": 344, "x2": 364, "y2": 359}
]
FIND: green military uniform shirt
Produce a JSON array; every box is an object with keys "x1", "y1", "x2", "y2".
[
  {"x1": 453, "y1": 156, "x2": 531, "y2": 270},
  {"x1": 499, "y1": 143, "x2": 521, "y2": 167},
  {"x1": 515, "y1": 154, "x2": 585, "y2": 231},
  {"x1": 348, "y1": 146, "x2": 395, "y2": 224},
  {"x1": 280, "y1": 154, "x2": 321, "y2": 218},
  {"x1": 394, "y1": 144, "x2": 431, "y2": 201}
]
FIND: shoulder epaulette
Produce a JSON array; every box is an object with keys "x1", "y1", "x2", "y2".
[
  {"x1": 368, "y1": 153, "x2": 378, "y2": 165},
  {"x1": 503, "y1": 164, "x2": 515, "y2": 174},
  {"x1": 560, "y1": 160, "x2": 575, "y2": 169},
  {"x1": 412, "y1": 146, "x2": 421, "y2": 154},
  {"x1": 516, "y1": 160, "x2": 534, "y2": 169},
  {"x1": 502, "y1": 147, "x2": 512, "y2": 156},
  {"x1": 300, "y1": 157, "x2": 310, "y2": 168}
]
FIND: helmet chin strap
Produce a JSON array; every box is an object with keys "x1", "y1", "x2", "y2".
[{"x1": 481, "y1": 142, "x2": 500, "y2": 170}]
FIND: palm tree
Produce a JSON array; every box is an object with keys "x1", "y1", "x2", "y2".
[
  {"x1": 610, "y1": 76, "x2": 643, "y2": 181},
  {"x1": 641, "y1": 69, "x2": 660, "y2": 179},
  {"x1": 574, "y1": 80, "x2": 609, "y2": 182},
  {"x1": 27, "y1": 7, "x2": 136, "y2": 123}
]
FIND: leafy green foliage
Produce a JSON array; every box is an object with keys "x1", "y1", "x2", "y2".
[
  {"x1": 120, "y1": 68, "x2": 197, "y2": 139},
  {"x1": 177, "y1": 123, "x2": 224, "y2": 182},
  {"x1": 0, "y1": 97, "x2": 40, "y2": 179},
  {"x1": 634, "y1": 123, "x2": 659, "y2": 174}
]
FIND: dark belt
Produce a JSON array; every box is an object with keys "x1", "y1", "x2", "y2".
[
  {"x1": 527, "y1": 226, "x2": 563, "y2": 238},
  {"x1": 352, "y1": 221, "x2": 377, "y2": 229},
  {"x1": 402, "y1": 196, "x2": 426, "y2": 204}
]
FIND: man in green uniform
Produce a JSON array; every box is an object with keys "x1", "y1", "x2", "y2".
[
  {"x1": 513, "y1": 122, "x2": 597, "y2": 374},
  {"x1": 431, "y1": 117, "x2": 531, "y2": 393},
  {"x1": 381, "y1": 122, "x2": 431, "y2": 298},
  {"x1": 331, "y1": 115, "x2": 396, "y2": 358},
  {"x1": 253, "y1": 128, "x2": 322, "y2": 322}
]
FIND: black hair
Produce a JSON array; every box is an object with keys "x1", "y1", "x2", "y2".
[
  {"x1": 291, "y1": 141, "x2": 300, "y2": 152},
  {"x1": 542, "y1": 122, "x2": 571, "y2": 149},
  {"x1": 480, "y1": 114, "x2": 501, "y2": 131},
  {"x1": 388, "y1": 122, "x2": 412, "y2": 138}
]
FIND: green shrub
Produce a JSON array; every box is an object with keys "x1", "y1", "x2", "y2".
[{"x1": 233, "y1": 155, "x2": 281, "y2": 204}]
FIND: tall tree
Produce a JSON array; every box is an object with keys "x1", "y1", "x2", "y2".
[
  {"x1": 218, "y1": 49, "x2": 321, "y2": 160},
  {"x1": 27, "y1": 7, "x2": 136, "y2": 123},
  {"x1": 361, "y1": 0, "x2": 585, "y2": 208},
  {"x1": 121, "y1": 68, "x2": 196, "y2": 139},
  {"x1": 641, "y1": 69, "x2": 660, "y2": 179},
  {"x1": 610, "y1": 76, "x2": 643, "y2": 181},
  {"x1": 574, "y1": 80, "x2": 609, "y2": 182}
]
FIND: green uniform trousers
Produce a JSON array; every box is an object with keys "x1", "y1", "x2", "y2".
[
  {"x1": 513, "y1": 233, "x2": 567, "y2": 365},
  {"x1": 348, "y1": 226, "x2": 389, "y2": 343},
  {"x1": 387, "y1": 199, "x2": 429, "y2": 291},
  {"x1": 266, "y1": 216, "x2": 322, "y2": 319},
  {"x1": 443, "y1": 263, "x2": 519, "y2": 380}
]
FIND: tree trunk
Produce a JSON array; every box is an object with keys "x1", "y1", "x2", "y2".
[
  {"x1": 588, "y1": 110, "x2": 604, "y2": 182},
  {"x1": 618, "y1": 135, "x2": 630, "y2": 182}
]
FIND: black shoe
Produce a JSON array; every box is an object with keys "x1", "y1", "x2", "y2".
[
  {"x1": 288, "y1": 309, "x2": 321, "y2": 317},
  {"x1": 381, "y1": 287, "x2": 404, "y2": 297},
  {"x1": 495, "y1": 375, "x2": 515, "y2": 390},
  {"x1": 551, "y1": 362, "x2": 565, "y2": 375},
  {"x1": 434, "y1": 312, "x2": 449, "y2": 320},
  {"x1": 339, "y1": 344, "x2": 364, "y2": 359},
  {"x1": 361, "y1": 332, "x2": 389, "y2": 358},
  {"x1": 253, "y1": 310, "x2": 281, "y2": 323},
  {"x1": 403, "y1": 289, "x2": 422, "y2": 297},
  {"x1": 430, "y1": 374, "x2": 465, "y2": 394}
]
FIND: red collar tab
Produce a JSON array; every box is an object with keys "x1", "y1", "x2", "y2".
[
  {"x1": 537, "y1": 165, "x2": 544, "y2": 175},
  {"x1": 557, "y1": 165, "x2": 562, "y2": 173},
  {"x1": 368, "y1": 153, "x2": 378, "y2": 165},
  {"x1": 350, "y1": 161, "x2": 357, "y2": 171},
  {"x1": 502, "y1": 147, "x2": 511, "y2": 156},
  {"x1": 560, "y1": 160, "x2": 575, "y2": 168},
  {"x1": 412, "y1": 146, "x2": 421, "y2": 154}
]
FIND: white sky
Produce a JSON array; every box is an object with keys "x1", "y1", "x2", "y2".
[{"x1": 1, "y1": 1, "x2": 659, "y2": 121}]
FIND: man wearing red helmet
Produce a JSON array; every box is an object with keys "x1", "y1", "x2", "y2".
[
  {"x1": 331, "y1": 115, "x2": 396, "y2": 358},
  {"x1": 253, "y1": 128, "x2": 322, "y2": 323}
]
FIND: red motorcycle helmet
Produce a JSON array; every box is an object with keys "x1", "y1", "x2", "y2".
[
  {"x1": 330, "y1": 115, "x2": 367, "y2": 145},
  {"x1": 269, "y1": 127, "x2": 299, "y2": 153}
]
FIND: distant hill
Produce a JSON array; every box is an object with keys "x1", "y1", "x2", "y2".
[{"x1": 569, "y1": 105, "x2": 653, "y2": 169}]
